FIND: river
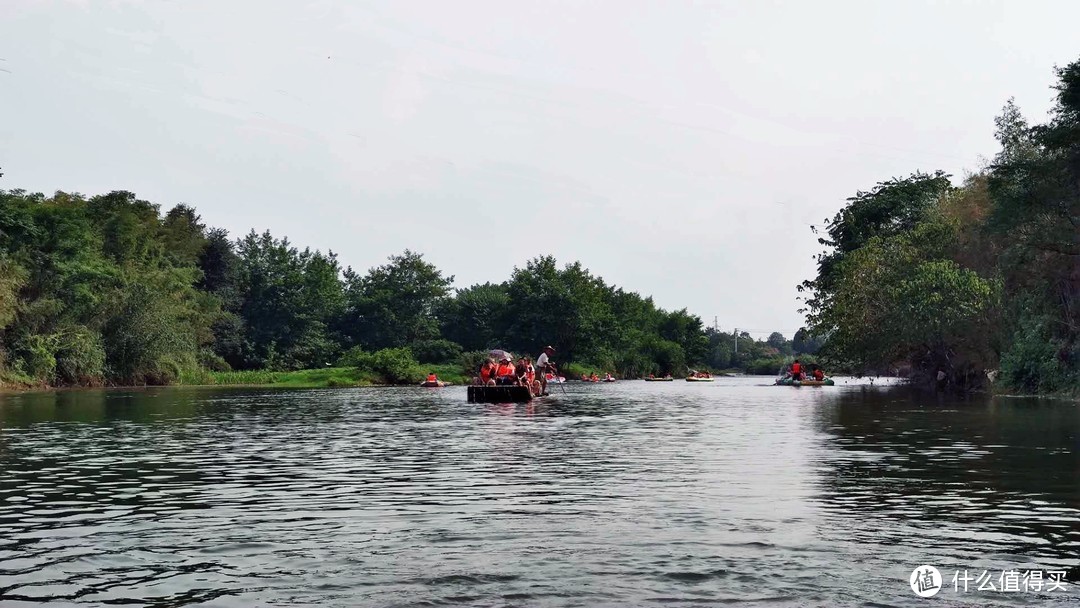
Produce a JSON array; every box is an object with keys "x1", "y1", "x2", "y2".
[{"x1": 0, "y1": 378, "x2": 1077, "y2": 606}]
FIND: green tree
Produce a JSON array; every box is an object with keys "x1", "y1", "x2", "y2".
[
  {"x1": 233, "y1": 231, "x2": 341, "y2": 370},
  {"x1": 342, "y1": 249, "x2": 454, "y2": 351},
  {"x1": 502, "y1": 257, "x2": 615, "y2": 363},
  {"x1": 985, "y1": 61, "x2": 1080, "y2": 391},
  {"x1": 85, "y1": 191, "x2": 164, "y2": 265},
  {"x1": 159, "y1": 204, "x2": 207, "y2": 268},
  {"x1": 791, "y1": 328, "x2": 823, "y2": 355},
  {"x1": 803, "y1": 171, "x2": 953, "y2": 300},
  {"x1": 809, "y1": 215, "x2": 1000, "y2": 380},
  {"x1": 441, "y1": 282, "x2": 510, "y2": 351}
]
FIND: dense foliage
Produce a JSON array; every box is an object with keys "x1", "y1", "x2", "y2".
[
  {"x1": 802, "y1": 57, "x2": 1080, "y2": 393},
  {"x1": 0, "y1": 187, "x2": 814, "y2": 386}
]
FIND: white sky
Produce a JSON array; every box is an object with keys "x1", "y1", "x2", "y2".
[{"x1": 2, "y1": 0, "x2": 1078, "y2": 338}]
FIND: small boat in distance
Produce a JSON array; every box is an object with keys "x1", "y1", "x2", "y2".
[
  {"x1": 644, "y1": 375, "x2": 674, "y2": 382},
  {"x1": 421, "y1": 373, "x2": 449, "y2": 387}
]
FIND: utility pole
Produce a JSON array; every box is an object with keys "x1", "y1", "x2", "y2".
[{"x1": 734, "y1": 327, "x2": 738, "y2": 355}]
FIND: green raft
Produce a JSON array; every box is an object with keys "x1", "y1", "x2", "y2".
[{"x1": 775, "y1": 377, "x2": 834, "y2": 386}]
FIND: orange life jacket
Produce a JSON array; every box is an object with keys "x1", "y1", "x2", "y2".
[
  {"x1": 427, "y1": 374, "x2": 437, "y2": 382},
  {"x1": 480, "y1": 365, "x2": 493, "y2": 381},
  {"x1": 792, "y1": 363, "x2": 802, "y2": 374},
  {"x1": 496, "y1": 363, "x2": 515, "y2": 377}
]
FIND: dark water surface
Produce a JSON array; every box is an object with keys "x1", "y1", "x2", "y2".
[{"x1": 1, "y1": 378, "x2": 1078, "y2": 607}]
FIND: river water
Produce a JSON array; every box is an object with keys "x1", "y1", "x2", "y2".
[{"x1": 0, "y1": 378, "x2": 1077, "y2": 606}]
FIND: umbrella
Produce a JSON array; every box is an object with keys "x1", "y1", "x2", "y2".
[{"x1": 489, "y1": 349, "x2": 513, "y2": 361}]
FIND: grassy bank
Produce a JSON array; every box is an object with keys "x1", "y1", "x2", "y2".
[
  {"x1": 1, "y1": 363, "x2": 471, "y2": 392},
  {"x1": 0, "y1": 370, "x2": 39, "y2": 391},
  {"x1": 178, "y1": 367, "x2": 377, "y2": 388},
  {"x1": 178, "y1": 364, "x2": 470, "y2": 389}
]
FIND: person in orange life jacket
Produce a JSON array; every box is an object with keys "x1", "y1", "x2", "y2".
[
  {"x1": 791, "y1": 359, "x2": 803, "y2": 380},
  {"x1": 495, "y1": 357, "x2": 517, "y2": 385},
  {"x1": 813, "y1": 367, "x2": 824, "y2": 381},
  {"x1": 477, "y1": 359, "x2": 497, "y2": 386},
  {"x1": 524, "y1": 357, "x2": 541, "y2": 396},
  {"x1": 426, "y1": 372, "x2": 438, "y2": 383}
]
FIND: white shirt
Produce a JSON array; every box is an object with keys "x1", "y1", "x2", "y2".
[{"x1": 536, "y1": 353, "x2": 549, "y2": 369}]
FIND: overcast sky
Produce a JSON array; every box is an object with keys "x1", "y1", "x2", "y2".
[{"x1": 2, "y1": 1, "x2": 1079, "y2": 338}]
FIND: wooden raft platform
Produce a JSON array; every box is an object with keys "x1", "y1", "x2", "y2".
[{"x1": 467, "y1": 385, "x2": 533, "y2": 403}]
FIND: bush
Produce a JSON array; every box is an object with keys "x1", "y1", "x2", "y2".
[
  {"x1": 22, "y1": 334, "x2": 57, "y2": 383},
  {"x1": 645, "y1": 338, "x2": 686, "y2": 376},
  {"x1": 746, "y1": 356, "x2": 788, "y2": 375},
  {"x1": 337, "y1": 346, "x2": 375, "y2": 368},
  {"x1": 371, "y1": 347, "x2": 423, "y2": 383},
  {"x1": 338, "y1": 346, "x2": 423, "y2": 384},
  {"x1": 410, "y1": 339, "x2": 463, "y2": 364},
  {"x1": 199, "y1": 350, "x2": 232, "y2": 372},
  {"x1": 999, "y1": 316, "x2": 1073, "y2": 393},
  {"x1": 745, "y1": 355, "x2": 819, "y2": 375},
  {"x1": 616, "y1": 351, "x2": 658, "y2": 378},
  {"x1": 460, "y1": 350, "x2": 491, "y2": 378},
  {"x1": 54, "y1": 326, "x2": 106, "y2": 385}
]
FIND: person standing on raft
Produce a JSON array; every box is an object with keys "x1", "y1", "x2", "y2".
[
  {"x1": 536, "y1": 345, "x2": 556, "y2": 396},
  {"x1": 791, "y1": 359, "x2": 803, "y2": 381}
]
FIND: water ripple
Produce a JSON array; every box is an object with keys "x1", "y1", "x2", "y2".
[{"x1": 0, "y1": 381, "x2": 1078, "y2": 606}]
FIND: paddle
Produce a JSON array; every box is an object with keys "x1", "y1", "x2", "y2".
[{"x1": 546, "y1": 364, "x2": 567, "y2": 396}]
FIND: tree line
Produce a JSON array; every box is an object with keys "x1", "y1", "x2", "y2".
[
  {"x1": 0, "y1": 187, "x2": 815, "y2": 386},
  {"x1": 801, "y1": 56, "x2": 1080, "y2": 393}
]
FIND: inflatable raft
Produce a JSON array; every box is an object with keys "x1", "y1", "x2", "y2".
[{"x1": 775, "y1": 377, "x2": 834, "y2": 386}]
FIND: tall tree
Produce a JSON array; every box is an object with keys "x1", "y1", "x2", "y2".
[
  {"x1": 342, "y1": 250, "x2": 453, "y2": 350},
  {"x1": 441, "y1": 282, "x2": 510, "y2": 351},
  {"x1": 233, "y1": 231, "x2": 341, "y2": 370}
]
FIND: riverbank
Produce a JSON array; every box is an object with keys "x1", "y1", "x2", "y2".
[
  {"x1": 1, "y1": 365, "x2": 471, "y2": 392},
  {"x1": 184, "y1": 364, "x2": 470, "y2": 388}
]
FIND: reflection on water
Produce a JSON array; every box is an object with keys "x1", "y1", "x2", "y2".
[
  {"x1": 0, "y1": 380, "x2": 1077, "y2": 606},
  {"x1": 810, "y1": 389, "x2": 1080, "y2": 604}
]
